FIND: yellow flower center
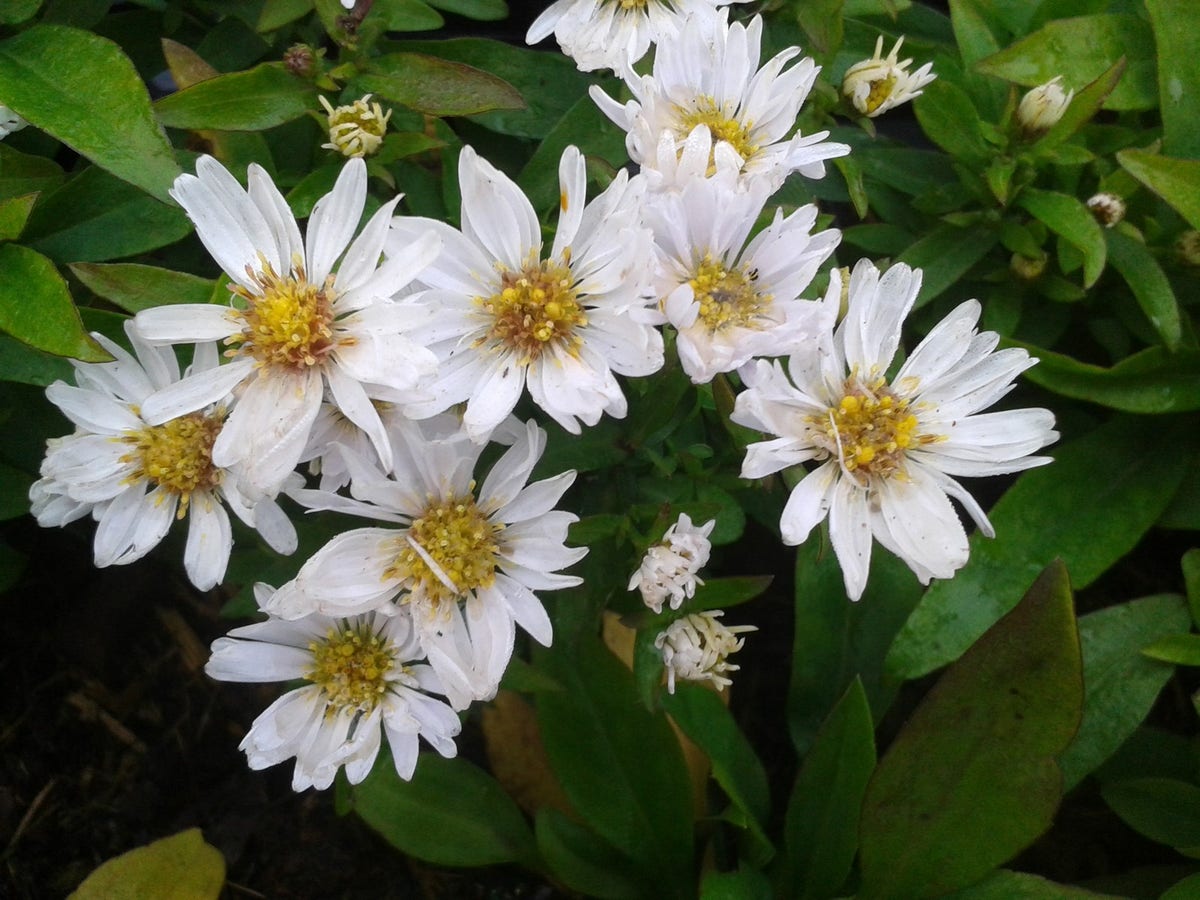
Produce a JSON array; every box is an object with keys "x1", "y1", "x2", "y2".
[
  {"x1": 386, "y1": 494, "x2": 502, "y2": 606},
  {"x1": 307, "y1": 623, "x2": 398, "y2": 713},
  {"x1": 122, "y1": 411, "x2": 223, "y2": 517},
  {"x1": 323, "y1": 95, "x2": 391, "y2": 159},
  {"x1": 229, "y1": 260, "x2": 337, "y2": 371},
  {"x1": 479, "y1": 258, "x2": 586, "y2": 363},
  {"x1": 688, "y1": 255, "x2": 770, "y2": 332},
  {"x1": 675, "y1": 96, "x2": 759, "y2": 172},
  {"x1": 815, "y1": 377, "x2": 937, "y2": 481},
  {"x1": 608, "y1": 0, "x2": 648, "y2": 8},
  {"x1": 863, "y1": 74, "x2": 897, "y2": 115}
]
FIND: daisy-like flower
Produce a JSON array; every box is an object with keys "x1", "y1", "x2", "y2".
[
  {"x1": 629, "y1": 513, "x2": 715, "y2": 613},
  {"x1": 732, "y1": 260, "x2": 1058, "y2": 601},
  {"x1": 590, "y1": 11, "x2": 849, "y2": 192},
  {"x1": 29, "y1": 322, "x2": 296, "y2": 590},
  {"x1": 207, "y1": 587, "x2": 460, "y2": 791},
  {"x1": 0, "y1": 103, "x2": 27, "y2": 139},
  {"x1": 320, "y1": 94, "x2": 391, "y2": 158},
  {"x1": 526, "y1": 0, "x2": 734, "y2": 73},
  {"x1": 132, "y1": 156, "x2": 441, "y2": 502},
  {"x1": 299, "y1": 395, "x2": 409, "y2": 492},
  {"x1": 392, "y1": 145, "x2": 663, "y2": 440},
  {"x1": 656, "y1": 610, "x2": 755, "y2": 693},
  {"x1": 647, "y1": 169, "x2": 840, "y2": 382},
  {"x1": 841, "y1": 36, "x2": 936, "y2": 118},
  {"x1": 266, "y1": 416, "x2": 586, "y2": 709}
]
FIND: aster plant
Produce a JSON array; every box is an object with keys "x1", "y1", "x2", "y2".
[{"x1": 3, "y1": 1, "x2": 1199, "y2": 898}]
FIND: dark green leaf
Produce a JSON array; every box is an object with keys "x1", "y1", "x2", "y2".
[
  {"x1": 0, "y1": 144, "x2": 64, "y2": 202},
  {"x1": 699, "y1": 868, "x2": 773, "y2": 900},
  {"x1": 913, "y1": 80, "x2": 990, "y2": 163},
  {"x1": 1184, "y1": 549, "x2": 1200, "y2": 627},
  {"x1": 0, "y1": 244, "x2": 107, "y2": 361},
  {"x1": 156, "y1": 63, "x2": 318, "y2": 132},
  {"x1": 359, "y1": 52, "x2": 524, "y2": 117},
  {"x1": 1142, "y1": 632, "x2": 1200, "y2": 667},
  {"x1": 1117, "y1": 150, "x2": 1200, "y2": 231},
  {"x1": 785, "y1": 678, "x2": 876, "y2": 900},
  {"x1": 1146, "y1": 0, "x2": 1200, "y2": 158},
  {"x1": 1059, "y1": 594, "x2": 1189, "y2": 789},
  {"x1": 70, "y1": 263, "x2": 216, "y2": 314},
  {"x1": 1162, "y1": 873, "x2": 1200, "y2": 900},
  {"x1": 860, "y1": 561, "x2": 1083, "y2": 899},
  {"x1": 0, "y1": 541, "x2": 27, "y2": 593},
  {"x1": 423, "y1": 0, "x2": 508, "y2": 21},
  {"x1": 1160, "y1": 461, "x2": 1200, "y2": 530},
  {"x1": 0, "y1": 0, "x2": 40, "y2": 25},
  {"x1": 0, "y1": 25, "x2": 179, "y2": 202},
  {"x1": 23, "y1": 166, "x2": 192, "y2": 264},
  {"x1": 537, "y1": 636, "x2": 693, "y2": 897},
  {"x1": 943, "y1": 869, "x2": 1124, "y2": 898},
  {"x1": 350, "y1": 752, "x2": 538, "y2": 868},
  {"x1": 950, "y1": 0, "x2": 1005, "y2": 117},
  {"x1": 1106, "y1": 230, "x2": 1182, "y2": 351},
  {"x1": 795, "y1": 0, "x2": 844, "y2": 62},
  {"x1": 899, "y1": 223, "x2": 998, "y2": 307},
  {"x1": 0, "y1": 192, "x2": 36, "y2": 242},
  {"x1": 0, "y1": 459, "x2": 34, "y2": 520},
  {"x1": 888, "y1": 416, "x2": 1195, "y2": 679},
  {"x1": 1102, "y1": 778, "x2": 1200, "y2": 849},
  {"x1": 0, "y1": 333, "x2": 72, "y2": 385},
  {"x1": 1015, "y1": 343, "x2": 1200, "y2": 414},
  {"x1": 690, "y1": 575, "x2": 773, "y2": 612},
  {"x1": 256, "y1": 0, "x2": 313, "y2": 32},
  {"x1": 534, "y1": 809, "x2": 651, "y2": 899},
  {"x1": 1017, "y1": 188, "x2": 1105, "y2": 287},
  {"x1": 976, "y1": 15, "x2": 1157, "y2": 111}
]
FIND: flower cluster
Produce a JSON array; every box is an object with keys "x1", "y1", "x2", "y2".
[{"x1": 30, "y1": 2, "x2": 1059, "y2": 791}]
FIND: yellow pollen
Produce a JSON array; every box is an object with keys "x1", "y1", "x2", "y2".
[
  {"x1": 813, "y1": 377, "x2": 938, "y2": 481},
  {"x1": 479, "y1": 258, "x2": 586, "y2": 363},
  {"x1": 385, "y1": 493, "x2": 503, "y2": 607},
  {"x1": 121, "y1": 411, "x2": 223, "y2": 517},
  {"x1": 688, "y1": 255, "x2": 770, "y2": 331},
  {"x1": 307, "y1": 623, "x2": 398, "y2": 713},
  {"x1": 614, "y1": 0, "x2": 648, "y2": 8},
  {"x1": 228, "y1": 259, "x2": 337, "y2": 371},
  {"x1": 675, "y1": 96, "x2": 759, "y2": 173},
  {"x1": 863, "y1": 75, "x2": 898, "y2": 115}
]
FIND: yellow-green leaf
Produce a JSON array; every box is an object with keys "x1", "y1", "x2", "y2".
[{"x1": 68, "y1": 828, "x2": 225, "y2": 900}]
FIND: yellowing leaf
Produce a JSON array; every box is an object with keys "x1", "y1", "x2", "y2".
[{"x1": 69, "y1": 828, "x2": 225, "y2": 900}]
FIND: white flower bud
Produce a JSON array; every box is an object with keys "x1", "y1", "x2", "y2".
[
  {"x1": 842, "y1": 36, "x2": 937, "y2": 118},
  {"x1": 0, "y1": 103, "x2": 27, "y2": 140},
  {"x1": 1017, "y1": 76, "x2": 1073, "y2": 135},
  {"x1": 629, "y1": 513, "x2": 715, "y2": 614},
  {"x1": 1086, "y1": 192, "x2": 1125, "y2": 228},
  {"x1": 320, "y1": 94, "x2": 391, "y2": 158},
  {"x1": 655, "y1": 611, "x2": 755, "y2": 694}
]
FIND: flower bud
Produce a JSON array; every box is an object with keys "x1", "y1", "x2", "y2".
[
  {"x1": 842, "y1": 36, "x2": 937, "y2": 118},
  {"x1": 284, "y1": 44, "x2": 317, "y2": 79},
  {"x1": 320, "y1": 94, "x2": 391, "y2": 159},
  {"x1": 1017, "y1": 76, "x2": 1073, "y2": 136},
  {"x1": 1010, "y1": 253, "x2": 1047, "y2": 281},
  {"x1": 628, "y1": 513, "x2": 715, "y2": 614},
  {"x1": 1176, "y1": 231, "x2": 1200, "y2": 267},
  {"x1": 1086, "y1": 192, "x2": 1125, "y2": 228},
  {"x1": 655, "y1": 611, "x2": 755, "y2": 694}
]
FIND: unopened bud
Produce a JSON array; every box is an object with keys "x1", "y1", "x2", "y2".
[
  {"x1": 1017, "y1": 76, "x2": 1073, "y2": 136},
  {"x1": 1010, "y1": 253, "x2": 1047, "y2": 281},
  {"x1": 842, "y1": 36, "x2": 936, "y2": 118},
  {"x1": 1086, "y1": 192, "x2": 1125, "y2": 228},
  {"x1": 284, "y1": 44, "x2": 317, "y2": 78},
  {"x1": 1176, "y1": 231, "x2": 1200, "y2": 267}
]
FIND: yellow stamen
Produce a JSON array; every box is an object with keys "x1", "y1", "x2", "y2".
[
  {"x1": 122, "y1": 411, "x2": 223, "y2": 517},
  {"x1": 688, "y1": 255, "x2": 770, "y2": 332},
  {"x1": 228, "y1": 259, "x2": 337, "y2": 371},
  {"x1": 307, "y1": 623, "x2": 398, "y2": 713},
  {"x1": 675, "y1": 96, "x2": 759, "y2": 173},
  {"x1": 478, "y1": 258, "x2": 586, "y2": 364}
]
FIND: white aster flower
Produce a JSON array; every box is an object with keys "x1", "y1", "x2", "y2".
[
  {"x1": 392, "y1": 145, "x2": 663, "y2": 440},
  {"x1": 629, "y1": 513, "x2": 715, "y2": 613},
  {"x1": 1016, "y1": 76, "x2": 1073, "y2": 136},
  {"x1": 207, "y1": 589, "x2": 460, "y2": 792},
  {"x1": 29, "y1": 322, "x2": 297, "y2": 590},
  {"x1": 320, "y1": 94, "x2": 391, "y2": 158},
  {"x1": 841, "y1": 35, "x2": 936, "y2": 118},
  {"x1": 656, "y1": 610, "x2": 754, "y2": 693},
  {"x1": 590, "y1": 11, "x2": 849, "y2": 192},
  {"x1": 0, "y1": 103, "x2": 27, "y2": 139},
  {"x1": 266, "y1": 416, "x2": 586, "y2": 709},
  {"x1": 299, "y1": 394, "x2": 408, "y2": 491},
  {"x1": 647, "y1": 170, "x2": 840, "y2": 382},
  {"x1": 732, "y1": 259, "x2": 1059, "y2": 601},
  {"x1": 526, "y1": 0, "x2": 735, "y2": 73},
  {"x1": 132, "y1": 155, "x2": 440, "y2": 501}
]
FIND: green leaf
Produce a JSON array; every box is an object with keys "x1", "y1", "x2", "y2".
[
  {"x1": 1146, "y1": 0, "x2": 1200, "y2": 158},
  {"x1": 68, "y1": 828, "x2": 224, "y2": 900},
  {"x1": 1017, "y1": 188, "x2": 1106, "y2": 287},
  {"x1": 0, "y1": 459, "x2": 34, "y2": 520},
  {"x1": 537, "y1": 636, "x2": 694, "y2": 897},
  {"x1": 1058, "y1": 594, "x2": 1189, "y2": 790},
  {"x1": 859, "y1": 561, "x2": 1083, "y2": 899},
  {"x1": 423, "y1": 0, "x2": 508, "y2": 21},
  {"x1": 1185, "y1": 549, "x2": 1200, "y2": 626},
  {"x1": 350, "y1": 753, "x2": 538, "y2": 868},
  {"x1": 899, "y1": 223, "x2": 998, "y2": 307},
  {"x1": 1162, "y1": 873, "x2": 1200, "y2": 900},
  {"x1": 156, "y1": 63, "x2": 318, "y2": 131},
  {"x1": 0, "y1": 25, "x2": 180, "y2": 202},
  {"x1": 795, "y1": 0, "x2": 844, "y2": 62},
  {"x1": 1117, "y1": 150, "x2": 1200, "y2": 231},
  {"x1": 1035, "y1": 58, "x2": 1126, "y2": 153},
  {"x1": 256, "y1": 0, "x2": 313, "y2": 32},
  {"x1": 943, "y1": 869, "x2": 1124, "y2": 898},
  {"x1": 0, "y1": 541, "x2": 27, "y2": 593},
  {"x1": 70, "y1": 263, "x2": 217, "y2": 314},
  {"x1": 1142, "y1": 632, "x2": 1200, "y2": 666},
  {"x1": 662, "y1": 683, "x2": 772, "y2": 850},
  {"x1": 1102, "y1": 778, "x2": 1200, "y2": 849},
  {"x1": 535, "y1": 810, "x2": 651, "y2": 899},
  {"x1": 0, "y1": 333, "x2": 72, "y2": 385},
  {"x1": 1015, "y1": 343, "x2": 1200, "y2": 414},
  {"x1": 913, "y1": 80, "x2": 990, "y2": 163},
  {"x1": 358, "y1": 52, "x2": 524, "y2": 117},
  {"x1": 0, "y1": 0, "x2": 41, "y2": 25},
  {"x1": 0, "y1": 244, "x2": 107, "y2": 361},
  {"x1": 949, "y1": 0, "x2": 1005, "y2": 117},
  {"x1": 976, "y1": 15, "x2": 1157, "y2": 111},
  {"x1": 0, "y1": 192, "x2": 36, "y2": 242},
  {"x1": 1105, "y1": 229, "x2": 1182, "y2": 351},
  {"x1": 784, "y1": 678, "x2": 876, "y2": 900},
  {"x1": 689, "y1": 575, "x2": 773, "y2": 612},
  {"x1": 888, "y1": 415, "x2": 1195, "y2": 679},
  {"x1": 0, "y1": 144, "x2": 64, "y2": 202},
  {"x1": 22, "y1": 166, "x2": 192, "y2": 264},
  {"x1": 699, "y1": 868, "x2": 773, "y2": 900}
]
